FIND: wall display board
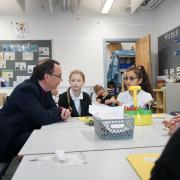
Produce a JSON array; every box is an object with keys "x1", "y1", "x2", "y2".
[
  {"x1": 0, "y1": 40, "x2": 52, "y2": 87},
  {"x1": 158, "y1": 26, "x2": 180, "y2": 78}
]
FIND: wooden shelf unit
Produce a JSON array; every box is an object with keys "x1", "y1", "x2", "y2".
[
  {"x1": 153, "y1": 88, "x2": 166, "y2": 113},
  {"x1": 153, "y1": 84, "x2": 180, "y2": 114}
]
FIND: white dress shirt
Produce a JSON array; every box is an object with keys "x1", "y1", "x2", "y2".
[{"x1": 70, "y1": 88, "x2": 83, "y2": 115}]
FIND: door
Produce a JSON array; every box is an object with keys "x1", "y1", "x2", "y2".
[{"x1": 136, "y1": 34, "x2": 151, "y2": 80}]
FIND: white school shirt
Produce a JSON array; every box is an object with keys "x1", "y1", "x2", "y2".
[
  {"x1": 70, "y1": 88, "x2": 83, "y2": 115},
  {"x1": 117, "y1": 90, "x2": 153, "y2": 107}
]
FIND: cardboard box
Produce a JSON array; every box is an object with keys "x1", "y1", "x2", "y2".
[{"x1": 107, "y1": 43, "x2": 122, "y2": 53}]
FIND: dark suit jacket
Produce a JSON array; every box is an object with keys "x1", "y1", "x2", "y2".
[
  {"x1": 0, "y1": 77, "x2": 61, "y2": 162},
  {"x1": 151, "y1": 128, "x2": 180, "y2": 180},
  {"x1": 58, "y1": 91, "x2": 91, "y2": 117}
]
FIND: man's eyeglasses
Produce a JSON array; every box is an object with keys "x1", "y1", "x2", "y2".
[
  {"x1": 50, "y1": 74, "x2": 62, "y2": 79},
  {"x1": 123, "y1": 76, "x2": 137, "y2": 81}
]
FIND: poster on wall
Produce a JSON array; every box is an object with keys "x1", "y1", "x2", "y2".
[
  {"x1": 0, "y1": 52, "x2": 3, "y2": 61},
  {"x1": 16, "y1": 76, "x2": 30, "y2": 82},
  {"x1": 4, "y1": 52, "x2": 15, "y2": 60},
  {"x1": 15, "y1": 62, "x2": 26, "y2": 71},
  {"x1": 23, "y1": 52, "x2": 33, "y2": 60},
  {"x1": 0, "y1": 61, "x2": 6, "y2": 68},
  {"x1": 3, "y1": 44, "x2": 38, "y2": 52},
  {"x1": 27, "y1": 65, "x2": 35, "y2": 73},
  {"x1": 38, "y1": 56, "x2": 49, "y2": 61},
  {"x1": 2, "y1": 69, "x2": 13, "y2": 79},
  {"x1": 38, "y1": 47, "x2": 49, "y2": 56}
]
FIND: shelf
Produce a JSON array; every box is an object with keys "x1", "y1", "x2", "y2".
[
  {"x1": 153, "y1": 88, "x2": 166, "y2": 113},
  {"x1": 152, "y1": 105, "x2": 164, "y2": 109},
  {"x1": 153, "y1": 89, "x2": 164, "y2": 92}
]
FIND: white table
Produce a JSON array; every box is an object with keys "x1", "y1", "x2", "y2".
[
  {"x1": 41, "y1": 117, "x2": 88, "y2": 130},
  {"x1": 41, "y1": 114, "x2": 173, "y2": 130},
  {"x1": 19, "y1": 118, "x2": 169, "y2": 155},
  {"x1": 13, "y1": 147, "x2": 163, "y2": 180}
]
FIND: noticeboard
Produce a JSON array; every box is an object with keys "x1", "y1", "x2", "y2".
[{"x1": 0, "y1": 40, "x2": 52, "y2": 87}]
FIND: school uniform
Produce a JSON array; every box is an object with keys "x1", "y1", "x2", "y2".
[
  {"x1": 117, "y1": 90, "x2": 153, "y2": 107},
  {"x1": 96, "y1": 94, "x2": 112, "y2": 104},
  {"x1": 58, "y1": 89, "x2": 91, "y2": 117},
  {"x1": 52, "y1": 95, "x2": 59, "y2": 105}
]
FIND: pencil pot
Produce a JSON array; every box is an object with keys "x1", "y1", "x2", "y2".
[
  {"x1": 124, "y1": 110, "x2": 152, "y2": 126},
  {"x1": 137, "y1": 109, "x2": 152, "y2": 126},
  {"x1": 94, "y1": 118, "x2": 134, "y2": 140}
]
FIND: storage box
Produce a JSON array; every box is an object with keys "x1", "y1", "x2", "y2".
[
  {"x1": 94, "y1": 118, "x2": 134, "y2": 140},
  {"x1": 107, "y1": 43, "x2": 122, "y2": 53}
]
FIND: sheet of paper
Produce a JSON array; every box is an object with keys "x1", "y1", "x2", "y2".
[
  {"x1": 89, "y1": 104, "x2": 124, "y2": 119},
  {"x1": 29, "y1": 152, "x2": 86, "y2": 167}
]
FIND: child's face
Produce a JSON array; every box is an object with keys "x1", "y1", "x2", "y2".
[
  {"x1": 69, "y1": 73, "x2": 84, "y2": 92},
  {"x1": 96, "y1": 88, "x2": 104, "y2": 96},
  {"x1": 124, "y1": 71, "x2": 142, "y2": 89}
]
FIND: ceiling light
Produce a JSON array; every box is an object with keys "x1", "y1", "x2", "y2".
[{"x1": 101, "y1": 0, "x2": 115, "y2": 14}]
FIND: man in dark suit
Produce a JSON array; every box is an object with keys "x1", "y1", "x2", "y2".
[{"x1": 0, "y1": 59, "x2": 71, "y2": 163}]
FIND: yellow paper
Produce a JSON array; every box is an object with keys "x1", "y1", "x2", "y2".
[
  {"x1": 127, "y1": 153, "x2": 159, "y2": 180},
  {"x1": 77, "y1": 116, "x2": 94, "y2": 123}
]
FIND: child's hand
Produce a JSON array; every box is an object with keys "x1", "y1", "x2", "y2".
[
  {"x1": 105, "y1": 98, "x2": 122, "y2": 106},
  {"x1": 162, "y1": 115, "x2": 180, "y2": 135},
  {"x1": 96, "y1": 98, "x2": 102, "y2": 103},
  {"x1": 173, "y1": 113, "x2": 180, "y2": 123},
  {"x1": 105, "y1": 99, "x2": 112, "y2": 105}
]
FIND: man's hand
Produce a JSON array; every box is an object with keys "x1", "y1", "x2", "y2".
[{"x1": 60, "y1": 107, "x2": 71, "y2": 120}]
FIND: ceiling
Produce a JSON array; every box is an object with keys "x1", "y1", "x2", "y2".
[{"x1": 0, "y1": 0, "x2": 165, "y2": 16}]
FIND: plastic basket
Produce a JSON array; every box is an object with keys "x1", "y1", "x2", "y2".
[
  {"x1": 94, "y1": 118, "x2": 134, "y2": 140},
  {"x1": 124, "y1": 109, "x2": 152, "y2": 126}
]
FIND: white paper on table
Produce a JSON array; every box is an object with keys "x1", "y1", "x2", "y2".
[
  {"x1": 29, "y1": 152, "x2": 87, "y2": 167},
  {"x1": 89, "y1": 104, "x2": 124, "y2": 119}
]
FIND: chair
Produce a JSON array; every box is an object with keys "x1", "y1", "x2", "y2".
[{"x1": 0, "y1": 160, "x2": 12, "y2": 180}]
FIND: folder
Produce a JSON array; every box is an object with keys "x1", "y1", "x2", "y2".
[{"x1": 127, "y1": 153, "x2": 160, "y2": 180}]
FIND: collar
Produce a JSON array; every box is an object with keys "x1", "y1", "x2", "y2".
[
  {"x1": 69, "y1": 88, "x2": 83, "y2": 100},
  {"x1": 38, "y1": 81, "x2": 48, "y2": 94}
]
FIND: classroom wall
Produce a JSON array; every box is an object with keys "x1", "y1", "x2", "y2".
[
  {"x1": 0, "y1": 12, "x2": 154, "y2": 86},
  {"x1": 0, "y1": 1, "x2": 179, "y2": 88},
  {"x1": 1, "y1": 0, "x2": 179, "y2": 87},
  {"x1": 151, "y1": 0, "x2": 180, "y2": 80}
]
